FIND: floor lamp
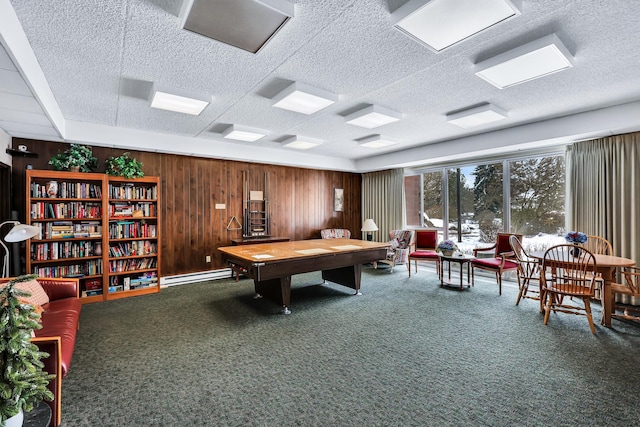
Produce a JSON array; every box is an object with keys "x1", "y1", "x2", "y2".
[
  {"x1": 361, "y1": 219, "x2": 378, "y2": 241},
  {"x1": 1, "y1": 221, "x2": 40, "y2": 278}
]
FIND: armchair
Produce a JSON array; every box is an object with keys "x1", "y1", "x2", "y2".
[
  {"x1": 408, "y1": 229, "x2": 439, "y2": 277},
  {"x1": 375, "y1": 229, "x2": 415, "y2": 273},
  {"x1": 470, "y1": 232, "x2": 522, "y2": 295}
]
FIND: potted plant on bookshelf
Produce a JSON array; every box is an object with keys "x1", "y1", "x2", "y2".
[
  {"x1": 0, "y1": 276, "x2": 55, "y2": 426},
  {"x1": 48, "y1": 143, "x2": 99, "y2": 172},
  {"x1": 105, "y1": 153, "x2": 144, "y2": 178}
]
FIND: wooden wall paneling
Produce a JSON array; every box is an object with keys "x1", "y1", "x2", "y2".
[{"x1": 9, "y1": 139, "x2": 362, "y2": 276}]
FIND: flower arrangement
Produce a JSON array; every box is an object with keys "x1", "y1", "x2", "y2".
[
  {"x1": 565, "y1": 231, "x2": 588, "y2": 244},
  {"x1": 437, "y1": 239, "x2": 458, "y2": 253}
]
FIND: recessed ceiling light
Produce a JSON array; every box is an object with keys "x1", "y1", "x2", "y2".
[
  {"x1": 179, "y1": 0, "x2": 294, "y2": 54},
  {"x1": 357, "y1": 135, "x2": 399, "y2": 148},
  {"x1": 475, "y1": 33, "x2": 574, "y2": 89},
  {"x1": 272, "y1": 82, "x2": 338, "y2": 114},
  {"x1": 222, "y1": 125, "x2": 267, "y2": 142},
  {"x1": 446, "y1": 104, "x2": 508, "y2": 128},
  {"x1": 345, "y1": 105, "x2": 402, "y2": 129},
  {"x1": 150, "y1": 84, "x2": 210, "y2": 115},
  {"x1": 282, "y1": 135, "x2": 323, "y2": 150},
  {"x1": 391, "y1": 0, "x2": 521, "y2": 52}
]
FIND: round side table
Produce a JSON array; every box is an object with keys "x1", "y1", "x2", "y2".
[{"x1": 24, "y1": 401, "x2": 52, "y2": 427}]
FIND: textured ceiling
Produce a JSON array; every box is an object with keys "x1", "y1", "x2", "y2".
[{"x1": 1, "y1": 0, "x2": 640, "y2": 172}]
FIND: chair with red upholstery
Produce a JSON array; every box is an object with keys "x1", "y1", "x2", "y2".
[
  {"x1": 408, "y1": 229, "x2": 439, "y2": 277},
  {"x1": 471, "y1": 232, "x2": 522, "y2": 295}
]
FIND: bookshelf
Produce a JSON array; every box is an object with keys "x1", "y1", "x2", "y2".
[
  {"x1": 25, "y1": 170, "x2": 161, "y2": 303},
  {"x1": 106, "y1": 176, "x2": 160, "y2": 301}
]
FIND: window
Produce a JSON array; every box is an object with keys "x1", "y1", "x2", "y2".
[
  {"x1": 509, "y1": 156, "x2": 566, "y2": 251},
  {"x1": 406, "y1": 153, "x2": 565, "y2": 253}
]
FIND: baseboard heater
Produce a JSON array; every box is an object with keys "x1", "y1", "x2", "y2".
[{"x1": 160, "y1": 268, "x2": 233, "y2": 287}]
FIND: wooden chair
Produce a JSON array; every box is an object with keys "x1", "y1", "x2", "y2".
[
  {"x1": 320, "y1": 228, "x2": 351, "y2": 239},
  {"x1": 408, "y1": 229, "x2": 439, "y2": 277},
  {"x1": 584, "y1": 235, "x2": 613, "y2": 255},
  {"x1": 471, "y1": 233, "x2": 522, "y2": 295},
  {"x1": 610, "y1": 266, "x2": 640, "y2": 323},
  {"x1": 584, "y1": 235, "x2": 612, "y2": 298},
  {"x1": 375, "y1": 229, "x2": 415, "y2": 273},
  {"x1": 509, "y1": 235, "x2": 543, "y2": 308},
  {"x1": 541, "y1": 244, "x2": 598, "y2": 334}
]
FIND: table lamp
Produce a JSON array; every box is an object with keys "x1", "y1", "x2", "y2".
[
  {"x1": 1, "y1": 221, "x2": 40, "y2": 277},
  {"x1": 361, "y1": 219, "x2": 378, "y2": 241}
]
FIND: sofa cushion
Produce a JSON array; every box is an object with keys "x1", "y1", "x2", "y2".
[
  {"x1": 0, "y1": 277, "x2": 49, "y2": 306},
  {"x1": 36, "y1": 305, "x2": 80, "y2": 378}
]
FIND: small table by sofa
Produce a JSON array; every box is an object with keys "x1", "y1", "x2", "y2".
[
  {"x1": 24, "y1": 401, "x2": 52, "y2": 427},
  {"x1": 439, "y1": 253, "x2": 475, "y2": 290}
]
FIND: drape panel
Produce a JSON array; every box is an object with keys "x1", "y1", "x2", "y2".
[
  {"x1": 566, "y1": 133, "x2": 639, "y2": 266},
  {"x1": 362, "y1": 169, "x2": 405, "y2": 242}
]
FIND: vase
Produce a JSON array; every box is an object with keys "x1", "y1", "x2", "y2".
[
  {"x1": 94, "y1": 242, "x2": 102, "y2": 256},
  {"x1": 69, "y1": 166, "x2": 81, "y2": 172},
  {"x1": 441, "y1": 250, "x2": 453, "y2": 257},
  {"x1": 46, "y1": 180, "x2": 58, "y2": 197},
  {"x1": 5, "y1": 409, "x2": 24, "y2": 427},
  {"x1": 570, "y1": 244, "x2": 581, "y2": 258}
]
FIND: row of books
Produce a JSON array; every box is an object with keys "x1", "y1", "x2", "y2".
[
  {"x1": 109, "y1": 272, "x2": 158, "y2": 291},
  {"x1": 108, "y1": 184, "x2": 157, "y2": 200},
  {"x1": 31, "y1": 181, "x2": 102, "y2": 199},
  {"x1": 109, "y1": 240, "x2": 157, "y2": 257},
  {"x1": 32, "y1": 260, "x2": 103, "y2": 278},
  {"x1": 108, "y1": 257, "x2": 157, "y2": 272},
  {"x1": 31, "y1": 221, "x2": 103, "y2": 240},
  {"x1": 30, "y1": 240, "x2": 102, "y2": 261},
  {"x1": 30, "y1": 202, "x2": 102, "y2": 220},
  {"x1": 109, "y1": 202, "x2": 156, "y2": 217},
  {"x1": 108, "y1": 221, "x2": 157, "y2": 239}
]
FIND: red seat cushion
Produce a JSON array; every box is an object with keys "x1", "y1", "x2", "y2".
[
  {"x1": 409, "y1": 250, "x2": 439, "y2": 259},
  {"x1": 472, "y1": 258, "x2": 518, "y2": 270},
  {"x1": 35, "y1": 299, "x2": 81, "y2": 378}
]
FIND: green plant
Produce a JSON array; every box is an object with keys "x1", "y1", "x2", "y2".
[
  {"x1": 48, "y1": 143, "x2": 98, "y2": 172},
  {"x1": 0, "y1": 275, "x2": 54, "y2": 424},
  {"x1": 105, "y1": 153, "x2": 144, "y2": 178}
]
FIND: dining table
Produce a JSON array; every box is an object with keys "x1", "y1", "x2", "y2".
[{"x1": 530, "y1": 251, "x2": 636, "y2": 327}]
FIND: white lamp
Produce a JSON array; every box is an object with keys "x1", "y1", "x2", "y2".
[
  {"x1": 1, "y1": 221, "x2": 40, "y2": 278},
  {"x1": 361, "y1": 219, "x2": 379, "y2": 241}
]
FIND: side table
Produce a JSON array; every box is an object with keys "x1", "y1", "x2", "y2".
[
  {"x1": 24, "y1": 401, "x2": 52, "y2": 427},
  {"x1": 439, "y1": 253, "x2": 475, "y2": 290}
]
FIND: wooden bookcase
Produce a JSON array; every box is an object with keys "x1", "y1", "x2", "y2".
[
  {"x1": 25, "y1": 170, "x2": 160, "y2": 303},
  {"x1": 106, "y1": 176, "x2": 160, "y2": 301}
]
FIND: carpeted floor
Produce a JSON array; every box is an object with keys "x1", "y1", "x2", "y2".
[{"x1": 61, "y1": 267, "x2": 640, "y2": 426}]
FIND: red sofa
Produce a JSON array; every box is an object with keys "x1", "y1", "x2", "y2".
[{"x1": 1, "y1": 277, "x2": 81, "y2": 427}]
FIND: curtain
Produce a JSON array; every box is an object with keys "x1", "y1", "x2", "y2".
[
  {"x1": 566, "y1": 133, "x2": 639, "y2": 266},
  {"x1": 362, "y1": 169, "x2": 405, "y2": 242}
]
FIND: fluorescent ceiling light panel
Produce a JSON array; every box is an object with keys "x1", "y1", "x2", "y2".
[
  {"x1": 222, "y1": 125, "x2": 267, "y2": 142},
  {"x1": 475, "y1": 34, "x2": 574, "y2": 89},
  {"x1": 446, "y1": 104, "x2": 508, "y2": 128},
  {"x1": 272, "y1": 82, "x2": 338, "y2": 114},
  {"x1": 282, "y1": 136, "x2": 323, "y2": 150},
  {"x1": 179, "y1": 0, "x2": 294, "y2": 54},
  {"x1": 345, "y1": 105, "x2": 402, "y2": 129},
  {"x1": 150, "y1": 84, "x2": 210, "y2": 115},
  {"x1": 391, "y1": 0, "x2": 521, "y2": 52},
  {"x1": 357, "y1": 135, "x2": 399, "y2": 148}
]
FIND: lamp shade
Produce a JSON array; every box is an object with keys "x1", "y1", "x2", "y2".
[
  {"x1": 361, "y1": 219, "x2": 379, "y2": 232},
  {"x1": 4, "y1": 223, "x2": 40, "y2": 242}
]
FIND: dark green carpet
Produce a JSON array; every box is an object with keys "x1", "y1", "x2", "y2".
[{"x1": 61, "y1": 267, "x2": 640, "y2": 426}]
